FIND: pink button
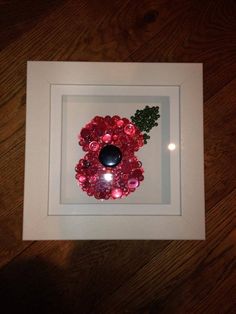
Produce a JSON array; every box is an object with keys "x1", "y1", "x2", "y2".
[
  {"x1": 89, "y1": 141, "x2": 99, "y2": 152},
  {"x1": 102, "y1": 133, "x2": 112, "y2": 143},
  {"x1": 111, "y1": 188, "x2": 122, "y2": 199},
  {"x1": 124, "y1": 124, "x2": 136, "y2": 136},
  {"x1": 128, "y1": 178, "x2": 139, "y2": 189},
  {"x1": 116, "y1": 120, "x2": 124, "y2": 128},
  {"x1": 78, "y1": 175, "x2": 86, "y2": 183}
]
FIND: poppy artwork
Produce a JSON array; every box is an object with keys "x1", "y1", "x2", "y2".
[
  {"x1": 75, "y1": 106, "x2": 160, "y2": 200},
  {"x1": 24, "y1": 62, "x2": 205, "y2": 240}
]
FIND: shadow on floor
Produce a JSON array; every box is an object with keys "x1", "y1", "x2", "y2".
[{"x1": 0, "y1": 258, "x2": 72, "y2": 314}]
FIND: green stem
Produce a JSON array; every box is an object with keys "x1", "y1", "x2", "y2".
[{"x1": 131, "y1": 105, "x2": 160, "y2": 144}]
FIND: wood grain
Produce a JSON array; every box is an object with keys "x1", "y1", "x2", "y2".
[
  {"x1": 0, "y1": 0, "x2": 235, "y2": 313},
  {"x1": 204, "y1": 79, "x2": 236, "y2": 209},
  {"x1": 130, "y1": 0, "x2": 236, "y2": 101},
  {"x1": 95, "y1": 190, "x2": 236, "y2": 313}
]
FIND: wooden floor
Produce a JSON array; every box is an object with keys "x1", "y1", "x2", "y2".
[{"x1": 0, "y1": 1, "x2": 235, "y2": 313}]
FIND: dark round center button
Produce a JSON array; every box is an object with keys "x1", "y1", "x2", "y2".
[{"x1": 99, "y1": 145, "x2": 122, "y2": 167}]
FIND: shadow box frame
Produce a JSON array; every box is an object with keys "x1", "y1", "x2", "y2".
[{"x1": 23, "y1": 61, "x2": 204, "y2": 240}]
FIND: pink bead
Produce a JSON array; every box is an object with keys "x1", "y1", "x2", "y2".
[
  {"x1": 78, "y1": 175, "x2": 86, "y2": 183},
  {"x1": 124, "y1": 124, "x2": 136, "y2": 136},
  {"x1": 111, "y1": 188, "x2": 122, "y2": 199},
  {"x1": 102, "y1": 133, "x2": 112, "y2": 143}
]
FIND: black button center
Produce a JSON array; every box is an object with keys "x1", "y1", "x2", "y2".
[{"x1": 99, "y1": 145, "x2": 122, "y2": 167}]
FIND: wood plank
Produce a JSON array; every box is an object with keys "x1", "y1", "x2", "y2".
[
  {"x1": 1, "y1": 77, "x2": 234, "y2": 269},
  {"x1": 130, "y1": 0, "x2": 236, "y2": 101},
  {"x1": 0, "y1": 189, "x2": 234, "y2": 313},
  {"x1": 0, "y1": 0, "x2": 133, "y2": 267},
  {"x1": 0, "y1": 1, "x2": 235, "y2": 312},
  {"x1": 1, "y1": 67, "x2": 235, "y2": 305},
  {"x1": 94, "y1": 189, "x2": 236, "y2": 313},
  {"x1": 146, "y1": 230, "x2": 236, "y2": 314},
  {"x1": 0, "y1": 0, "x2": 130, "y2": 106},
  {"x1": 204, "y1": 79, "x2": 236, "y2": 209},
  {"x1": 0, "y1": 120, "x2": 30, "y2": 267},
  {"x1": 3, "y1": 0, "x2": 235, "y2": 107},
  {"x1": 0, "y1": 0, "x2": 195, "y2": 267},
  {"x1": 0, "y1": 240, "x2": 171, "y2": 314},
  {"x1": 0, "y1": 0, "x2": 65, "y2": 50}
]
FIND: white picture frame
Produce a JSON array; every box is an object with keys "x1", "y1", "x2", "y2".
[{"x1": 23, "y1": 61, "x2": 204, "y2": 240}]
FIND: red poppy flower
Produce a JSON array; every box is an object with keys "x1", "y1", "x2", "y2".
[{"x1": 75, "y1": 115, "x2": 144, "y2": 200}]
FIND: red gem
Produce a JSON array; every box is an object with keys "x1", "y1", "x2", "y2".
[
  {"x1": 137, "y1": 138, "x2": 144, "y2": 147},
  {"x1": 85, "y1": 123, "x2": 93, "y2": 130},
  {"x1": 132, "y1": 161, "x2": 139, "y2": 168},
  {"x1": 106, "y1": 128, "x2": 113, "y2": 135},
  {"x1": 89, "y1": 175, "x2": 98, "y2": 183},
  {"x1": 82, "y1": 145, "x2": 89, "y2": 151},
  {"x1": 82, "y1": 160, "x2": 90, "y2": 168},
  {"x1": 112, "y1": 115, "x2": 120, "y2": 123},
  {"x1": 122, "y1": 118, "x2": 129, "y2": 125},
  {"x1": 122, "y1": 173, "x2": 129, "y2": 180},
  {"x1": 105, "y1": 115, "x2": 112, "y2": 124},
  {"x1": 132, "y1": 169, "x2": 143, "y2": 178},
  {"x1": 124, "y1": 124, "x2": 136, "y2": 136},
  {"x1": 79, "y1": 138, "x2": 85, "y2": 145},
  {"x1": 93, "y1": 124, "x2": 105, "y2": 136},
  {"x1": 139, "y1": 175, "x2": 144, "y2": 181},
  {"x1": 102, "y1": 133, "x2": 112, "y2": 143},
  {"x1": 80, "y1": 128, "x2": 91, "y2": 139},
  {"x1": 93, "y1": 116, "x2": 103, "y2": 123},
  {"x1": 116, "y1": 119, "x2": 124, "y2": 128}
]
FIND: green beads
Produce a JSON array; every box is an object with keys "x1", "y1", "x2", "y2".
[{"x1": 131, "y1": 105, "x2": 160, "y2": 144}]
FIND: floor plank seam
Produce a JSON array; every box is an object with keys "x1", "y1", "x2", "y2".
[{"x1": 0, "y1": 241, "x2": 36, "y2": 271}]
